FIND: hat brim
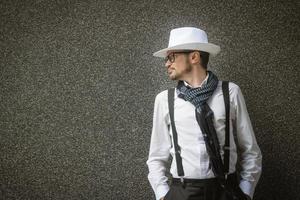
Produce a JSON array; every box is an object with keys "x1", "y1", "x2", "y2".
[{"x1": 153, "y1": 42, "x2": 221, "y2": 58}]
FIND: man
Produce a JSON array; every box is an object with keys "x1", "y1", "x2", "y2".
[{"x1": 146, "y1": 27, "x2": 262, "y2": 200}]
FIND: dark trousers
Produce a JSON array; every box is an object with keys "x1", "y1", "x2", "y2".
[{"x1": 164, "y1": 175, "x2": 248, "y2": 200}]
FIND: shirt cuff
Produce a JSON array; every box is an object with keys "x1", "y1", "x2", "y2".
[
  {"x1": 239, "y1": 180, "x2": 254, "y2": 199},
  {"x1": 156, "y1": 184, "x2": 170, "y2": 200}
]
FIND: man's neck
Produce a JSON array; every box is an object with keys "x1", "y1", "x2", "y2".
[{"x1": 183, "y1": 70, "x2": 208, "y2": 88}]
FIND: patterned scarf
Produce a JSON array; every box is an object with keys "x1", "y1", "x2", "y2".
[
  {"x1": 176, "y1": 70, "x2": 219, "y2": 112},
  {"x1": 176, "y1": 70, "x2": 225, "y2": 178}
]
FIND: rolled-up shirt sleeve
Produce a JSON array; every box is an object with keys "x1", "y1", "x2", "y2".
[
  {"x1": 233, "y1": 85, "x2": 262, "y2": 199},
  {"x1": 146, "y1": 91, "x2": 172, "y2": 200}
]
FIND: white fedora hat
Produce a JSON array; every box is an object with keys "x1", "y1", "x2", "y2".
[{"x1": 153, "y1": 27, "x2": 220, "y2": 58}]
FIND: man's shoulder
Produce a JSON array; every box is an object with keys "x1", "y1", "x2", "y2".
[
  {"x1": 228, "y1": 81, "x2": 241, "y2": 91},
  {"x1": 155, "y1": 89, "x2": 169, "y2": 102},
  {"x1": 219, "y1": 80, "x2": 241, "y2": 94}
]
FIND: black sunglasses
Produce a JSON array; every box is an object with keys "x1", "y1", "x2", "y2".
[{"x1": 164, "y1": 51, "x2": 195, "y2": 63}]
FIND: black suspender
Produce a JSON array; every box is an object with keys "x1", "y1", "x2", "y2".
[
  {"x1": 167, "y1": 81, "x2": 230, "y2": 177},
  {"x1": 168, "y1": 88, "x2": 184, "y2": 177},
  {"x1": 222, "y1": 81, "x2": 230, "y2": 175}
]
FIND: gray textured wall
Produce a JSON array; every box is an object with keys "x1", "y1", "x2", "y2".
[{"x1": 0, "y1": 0, "x2": 299, "y2": 200}]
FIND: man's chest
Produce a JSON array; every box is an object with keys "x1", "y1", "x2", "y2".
[{"x1": 167, "y1": 92, "x2": 235, "y2": 144}]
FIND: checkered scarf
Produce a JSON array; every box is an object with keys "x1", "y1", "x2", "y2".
[
  {"x1": 176, "y1": 70, "x2": 219, "y2": 112},
  {"x1": 176, "y1": 70, "x2": 224, "y2": 178}
]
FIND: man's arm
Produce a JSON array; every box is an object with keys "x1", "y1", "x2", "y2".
[
  {"x1": 146, "y1": 92, "x2": 172, "y2": 200},
  {"x1": 233, "y1": 85, "x2": 263, "y2": 199}
]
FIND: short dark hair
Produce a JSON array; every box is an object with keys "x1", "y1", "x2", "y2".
[{"x1": 199, "y1": 51, "x2": 209, "y2": 69}]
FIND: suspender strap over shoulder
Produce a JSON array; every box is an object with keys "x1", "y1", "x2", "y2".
[
  {"x1": 222, "y1": 81, "x2": 230, "y2": 175},
  {"x1": 168, "y1": 88, "x2": 185, "y2": 177}
]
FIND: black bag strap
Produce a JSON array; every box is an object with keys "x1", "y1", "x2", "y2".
[
  {"x1": 222, "y1": 81, "x2": 230, "y2": 175},
  {"x1": 168, "y1": 88, "x2": 185, "y2": 176}
]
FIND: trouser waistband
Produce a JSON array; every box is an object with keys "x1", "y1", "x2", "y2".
[
  {"x1": 171, "y1": 172, "x2": 238, "y2": 187},
  {"x1": 171, "y1": 177, "x2": 218, "y2": 187}
]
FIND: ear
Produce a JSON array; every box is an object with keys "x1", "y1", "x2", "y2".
[{"x1": 190, "y1": 51, "x2": 200, "y2": 64}]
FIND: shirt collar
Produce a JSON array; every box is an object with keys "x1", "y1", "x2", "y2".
[{"x1": 183, "y1": 72, "x2": 210, "y2": 88}]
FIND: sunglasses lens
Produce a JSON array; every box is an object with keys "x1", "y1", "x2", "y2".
[
  {"x1": 164, "y1": 55, "x2": 170, "y2": 63},
  {"x1": 169, "y1": 54, "x2": 174, "y2": 63},
  {"x1": 164, "y1": 56, "x2": 169, "y2": 63}
]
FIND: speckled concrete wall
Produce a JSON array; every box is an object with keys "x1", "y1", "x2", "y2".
[{"x1": 0, "y1": 0, "x2": 299, "y2": 200}]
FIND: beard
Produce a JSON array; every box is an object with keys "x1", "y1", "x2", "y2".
[{"x1": 169, "y1": 60, "x2": 193, "y2": 80}]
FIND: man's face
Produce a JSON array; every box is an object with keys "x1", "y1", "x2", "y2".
[{"x1": 165, "y1": 51, "x2": 193, "y2": 80}]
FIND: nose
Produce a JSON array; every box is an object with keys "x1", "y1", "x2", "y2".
[{"x1": 165, "y1": 60, "x2": 171, "y2": 68}]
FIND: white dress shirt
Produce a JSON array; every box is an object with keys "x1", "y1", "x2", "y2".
[{"x1": 146, "y1": 73, "x2": 262, "y2": 200}]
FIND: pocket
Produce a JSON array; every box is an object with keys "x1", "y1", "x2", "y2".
[
  {"x1": 218, "y1": 184, "x2": 245, "y2": 200},
  {"x1": 164, "y1": 186, "x2": 173, "y2": 200},
  {"x1": 231, "y1": 187, "x2": 249, "y2": 200},
  {"x1": 164, "y1": 184, "x2": 189, "y2": 200},
  {"x1": 239, "y1": 191, "x2": 250, "y2": 200}
]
